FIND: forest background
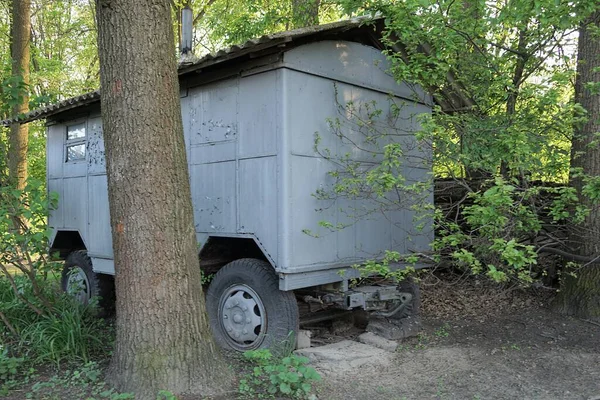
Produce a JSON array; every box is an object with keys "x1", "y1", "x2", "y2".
[{"x1": 0, "y1": 0, "x2": 598, "y2": 397}]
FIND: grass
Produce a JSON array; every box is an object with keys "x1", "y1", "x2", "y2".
[
  {"x1": 434, "y1": 323, "x2": 451, "y2": 338},
  {"x1": 19, "y1": 301, "x2": 109, "y2": 365},
  {"x1": 1, "y1": 273, "x2": 110, "y2": 366}
]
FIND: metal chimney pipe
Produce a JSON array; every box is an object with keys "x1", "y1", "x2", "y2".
[{"x1": 181, "y1": 6, "x2": 193, "y2": 54}]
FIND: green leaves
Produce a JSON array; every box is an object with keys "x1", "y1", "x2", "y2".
[
  {"x1": 239, "y1": 350, "x2": 321, "y2": 399},
  {"x1": 582, "y1": 175, "x2": 600, "y2": 204},
  {"x1": 486, "y1": 265, "x2": 508, "y2": 283},
  {"x1": 0, "y1": 349, "x2": 24, "y2": 382},
  {"x1": 367, "y1": 0, "x2": 588, "y2": 186},
  {"x1": 0, "y1": 179, "x2": 61, "y2": 277},
  {"x1": 547, "y1": 186, "x2": 580, "y2": 222},
  {"x1": 452, "y1": 249, "x2": 483, "y2": 274},
  {"x1": 0, "y1": 75, "x2": 28, "y2": 112},
  {"x1": 434, "y1": 178, "x2": 545, "y2": 283}
]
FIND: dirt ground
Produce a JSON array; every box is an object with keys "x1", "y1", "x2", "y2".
[
  {"x1": 314, "y1": 277, "x2": 600, "y2": 400},
  {"x1": 4, "y1": 275, "x2": 598, "y2": 400}
]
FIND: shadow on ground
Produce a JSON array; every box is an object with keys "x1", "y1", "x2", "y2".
[{"x1": 315, "y1": 279, "x2": 600, "y2": 400}]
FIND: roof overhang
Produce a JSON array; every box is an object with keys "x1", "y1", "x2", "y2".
[{"x1": 1, "y1": 17, "x2": 385, "y2": 126}]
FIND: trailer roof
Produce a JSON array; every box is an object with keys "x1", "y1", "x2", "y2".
[{"x1": 1, "y1": 16, "x2": 384, "y2": 126}]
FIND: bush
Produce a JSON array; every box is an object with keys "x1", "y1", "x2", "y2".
[{"x1": 0, "y1": 180, "x2": 109, "y2": 366}]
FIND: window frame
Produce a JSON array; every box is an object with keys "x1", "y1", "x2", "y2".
[{"x1": 64, "y1": 122, "x2": 87, "y2": 163}]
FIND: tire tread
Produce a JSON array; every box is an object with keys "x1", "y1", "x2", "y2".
[
  {"x1": 61, "y1": 250, "x2": 114, "y2": 314},
  {"x1": 206, "y1": 258, "x2": 298, "y2": 352}
]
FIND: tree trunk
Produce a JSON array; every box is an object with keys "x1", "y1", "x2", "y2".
[
  {"x1": 556, "y1": 10, "x2": 600, "y2": 320},
  {"x1": 8, "y1": 0, "x2": 30, "y2": 190},
  {"x1": 291, "y1": 0, "x2": 320, "y2": 28},
  {"x1": 500, "y1": 28, "x2": 529, "y2": 179},
  {"x1": 95, "y1": 0, "x2": 234, "y2": 397}
]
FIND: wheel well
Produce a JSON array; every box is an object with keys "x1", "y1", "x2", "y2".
[
  {"x1": 199, "y1": 236, "x2": 270, "y2": 275},
  {"x1": 51, "y1": 230, "x2": 86, "y2": 259}
]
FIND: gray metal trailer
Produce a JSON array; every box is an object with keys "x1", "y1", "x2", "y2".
[{"x1": 4, "y1": 18, "x2": 433, "y2": 351}]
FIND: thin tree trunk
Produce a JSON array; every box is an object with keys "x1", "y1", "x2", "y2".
[
  {"x1": 8, "y1": 0, "x2": 30, "y2": 190},
  {"x1": 291, "y1": 0, "x2": 320, "y2": 28},
  {"x1": 95, "y1": 0, "x2": 234, "y2": 397},
  {"x1": 500, "y1": 28, "x2": 529, "y2": 179},
  {"x1": 556, "y1": 10, "x2": 600, "y2": 320}
]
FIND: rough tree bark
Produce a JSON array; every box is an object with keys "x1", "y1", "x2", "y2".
[
  {"x1": 291, "y1": 0, "x2": 320, "y2": 28},
  {"x1": 8, "y1": 0, "x2": 30, "y2": 190},
  {"x1": 556, "y1": 9, "x2": 600, "y2": 320},
  {"x1": 95, "y1": 0, "x2": 234, "y2": 397}
]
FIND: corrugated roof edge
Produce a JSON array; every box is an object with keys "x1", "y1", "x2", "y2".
[
  {"x1": 1, "y1": 90, "x2": 101, "y2": 126},
  {"x1": 1, "y1": 16, "x2": 381, "y2": 126}
]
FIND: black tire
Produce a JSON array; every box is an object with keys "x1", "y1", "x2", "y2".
[
  {"x1": 61, "y1": 250, "x2": 114, "y2": 313},
  {"x1": 206, "y1": 258, "x2": 299, "y2": 353},
  {"x1": 391, "y1": 279, "x2": 421, "y2": 319}
]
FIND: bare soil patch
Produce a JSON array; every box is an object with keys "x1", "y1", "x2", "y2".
[{"x1": 316, "y1": 276, "x2": 600, "y2": 400}]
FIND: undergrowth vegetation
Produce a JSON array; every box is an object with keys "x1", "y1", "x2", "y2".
[
  {"x1": 0, "y1": 180, "x2": 322, "y2": 400},
  {"x1": 0, "y1": 276, "x2": 109, "y2": 365},
  {"x1": 239, "y1": 349, "x2": 321, "y2": 399},
  {"x1": 9, "y1": 361, "x2": 135, "y2": 399},
  {"x1": 0, "y1": 180, "x2": 112, "y2": 397}
]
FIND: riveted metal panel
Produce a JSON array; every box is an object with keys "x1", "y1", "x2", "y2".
[
  {"x1": 283, "y1": 41, "x2": 432, "y2": 105},
  {"x1": 189, "y1": 141, "x2": 236, "y2": 165},
  {"x1": 87, "y1": 174, "x2": 112, "y2": 258},
  {"x1": 281, "y1": 52, "x2": 433, "y2": 276},
  {"x1": 287, "y1": 74, "x2": 339, "y2": 159},
  {"x1": 62, "y1": 161, "x2": 87, "y2": 178},
  {"x1": 334, "y1": 197, "x2": 357, "y2": 264},
  {"x1": 288, "y1": 155, "x2": 338, "y2": 266},
  {"x1": 190, "y1": 162, "x2": 237, "y2": 233},
  {"x1": 188, "y1": 79, "x2": 239, "y2": 146},
  {"x1": 62, "y1": 176, "x2": 87, "y2": 235},
  {"x1": 47, "y1": 125, "x2": 64, "y2": 179},
  {"x1": 48, "y1": 178, "x2": 64, "y2": 229},
  {"x1": 87, "y1": 117, "x2": 105, "y2": 175},
  {"x1": 287, "y1": 77, "x2": 432, "y2": 165},
  {"x1": 339, "y1": 85, "x2": 429, "y2": 165},
  {"x1": 238, "y1": 156, "x2": 278, "y2": 262},
  {"x1": 279, "y1": 266, "x2": 362, "y2": 291},
  {"x1": 90, "y1": 257, "x2": 115, "y2": 275},
  {"x1": 238, "y1": 72, "x2": 278, "y2": 158}
]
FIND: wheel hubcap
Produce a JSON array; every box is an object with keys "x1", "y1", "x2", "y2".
[
  {"x1": 220, "y1": 284, "x2": 265, "y2": 350},
  {"x1": 66, "y1": 266, "x2": 90, "y2": 304}
]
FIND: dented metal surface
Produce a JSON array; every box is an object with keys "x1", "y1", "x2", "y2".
[{"x1": 38, "y1": 20, "x2": 433, "y2": 291}]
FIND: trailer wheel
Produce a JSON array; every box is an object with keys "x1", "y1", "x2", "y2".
[
  {"x1": 61, "y1": 251, "x2": 114, "y2": 312},
  {"x1": 206, "y1": 258, "x2": 298, "y2": 352}
]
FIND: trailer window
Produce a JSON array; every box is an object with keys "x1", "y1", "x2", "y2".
[{"x1": 66, "y1": 123, "x2": 86, "y2": 162}]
